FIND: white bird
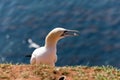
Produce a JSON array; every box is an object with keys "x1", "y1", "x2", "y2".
[
  {"x1": 28, "y1": 39, "x2": 40, "y2": 48},
  {"x1": 30, "y1": 27, "x2": 79, "y2": 66}
]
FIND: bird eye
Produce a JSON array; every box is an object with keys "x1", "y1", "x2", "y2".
[
  {"x1": 63, "y1": 31, "x2": 68, "y2": 33},
  {"x1": 60, "y1": 31, "x2": 67, "y2": 37},
  {"x1": 60, "y1": 31, "x2": 68, "y2": 37}
]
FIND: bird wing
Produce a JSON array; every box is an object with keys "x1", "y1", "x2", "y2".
[{"x1": 30, "y1": 54, "x2": 36, "y2": 64}]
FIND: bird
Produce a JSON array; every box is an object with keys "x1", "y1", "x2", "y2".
[
  {"x1": 28, "y1": 38, "x2": 40, "y2": 48},
  {"x1": 30, "y1": 27, "x2": 79, "y2": 66}
]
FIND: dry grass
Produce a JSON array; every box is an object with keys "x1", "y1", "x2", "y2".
[{"x1": 0, "y1": 64, "x2": 119, "y2": 80}]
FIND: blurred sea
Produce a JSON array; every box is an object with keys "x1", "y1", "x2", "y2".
[{"x1": 0, "y1": 0, "x2": 120, "y2": 68}]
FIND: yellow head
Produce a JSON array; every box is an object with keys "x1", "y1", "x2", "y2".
[{"x1": 45, "y1": 27, "x2": 79, "y2": 47}]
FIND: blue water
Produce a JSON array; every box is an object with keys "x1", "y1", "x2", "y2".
[{"x1": 0, "y1": 0, "x2": 120, "y2": 68}]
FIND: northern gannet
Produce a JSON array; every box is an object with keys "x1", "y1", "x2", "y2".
[{"x1": 30, "y1": 27, "x2": 79, "y2": 66}]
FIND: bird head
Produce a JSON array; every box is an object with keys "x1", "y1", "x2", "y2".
[{"x1": 45, "y1": 27, "x2": 79, "y2": 47}]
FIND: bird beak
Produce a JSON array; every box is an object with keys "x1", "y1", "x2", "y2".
[{"x1": 61, "y1": 29, "x2": 80, "y2": 37}]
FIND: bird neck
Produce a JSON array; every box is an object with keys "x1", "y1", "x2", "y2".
[{"x1": 45, "y1": 35, "x2": 59, "y2": 48}]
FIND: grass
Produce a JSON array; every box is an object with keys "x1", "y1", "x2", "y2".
[{"x1": 0, "y1": 64, "x2": 119, "y2": 80}]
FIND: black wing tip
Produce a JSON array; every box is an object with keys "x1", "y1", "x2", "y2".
[{"x1": 25, "y1": 55, "x2": 31, "y2": 57}]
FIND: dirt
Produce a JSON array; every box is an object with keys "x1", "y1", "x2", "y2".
[{"x1": 0, "y1": 64, "x2": 119, "y2": 80}]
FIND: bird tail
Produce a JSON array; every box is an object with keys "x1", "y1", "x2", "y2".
[{"x1": 28, "y1": 38, "x2": 40, "y2": 49}]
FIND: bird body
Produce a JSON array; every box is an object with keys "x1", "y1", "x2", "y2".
[
  {"x1": 30, "y1": 27, "x2": 79, "y2": 66},
  {"x1": 31, "y1": 46, "x2": 57, "y2": 66}
]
